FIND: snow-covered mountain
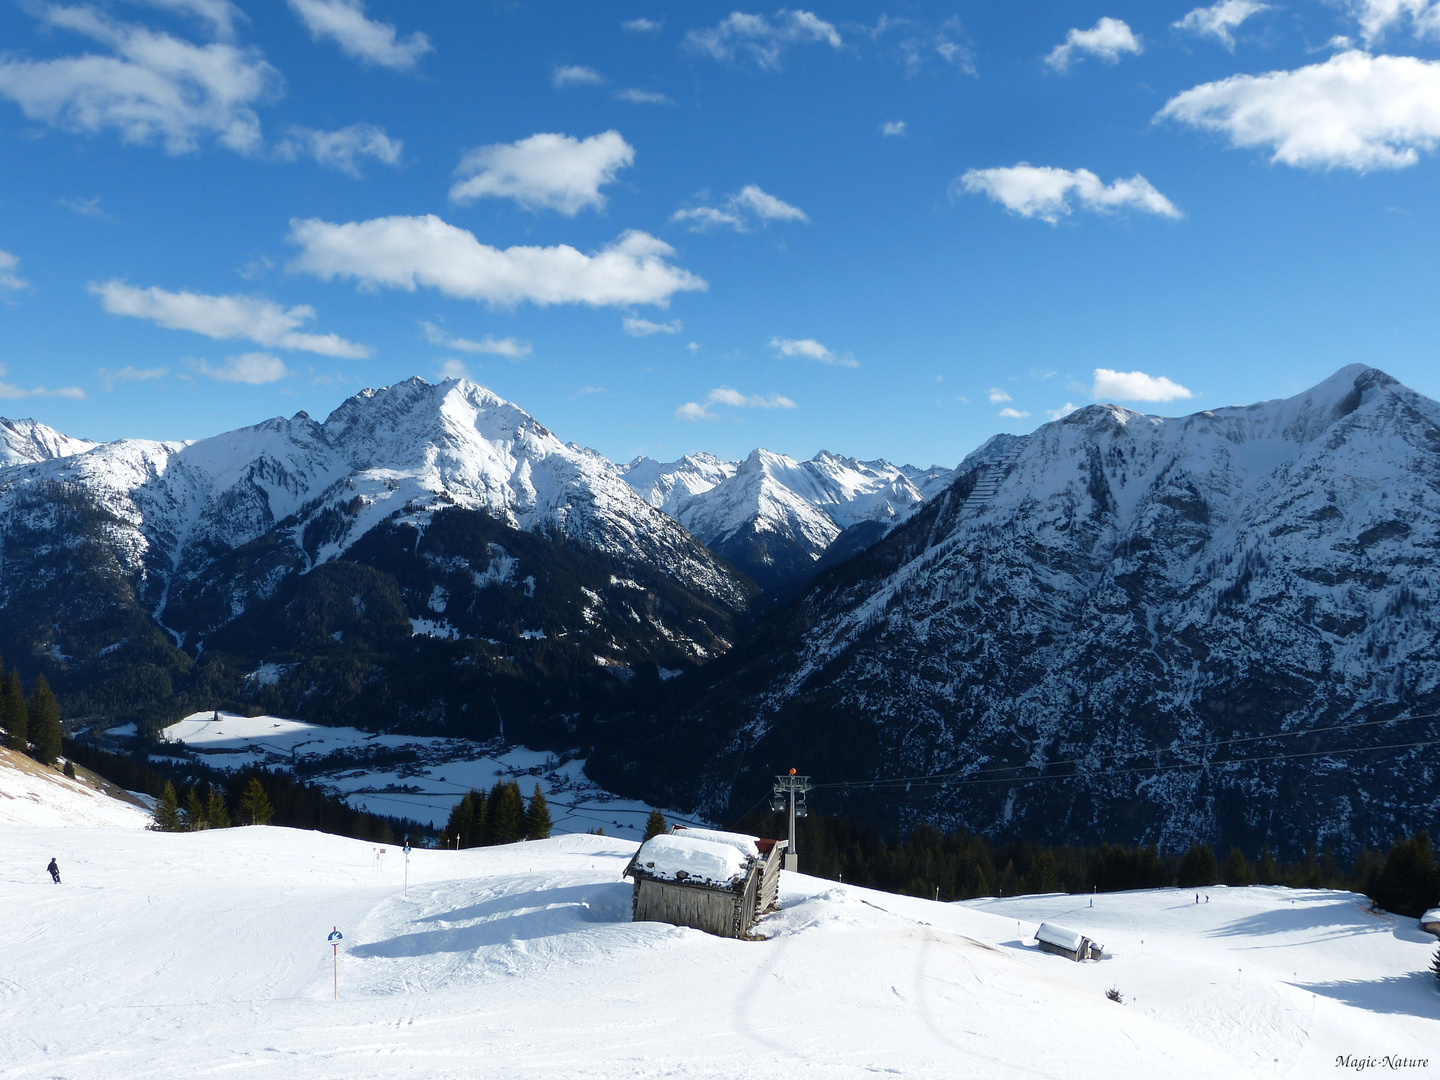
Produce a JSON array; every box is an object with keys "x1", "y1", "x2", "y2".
[
  {"x1": 0, "y1": 417, "x2": 96, "y2": 468},
  {"x1": 623, "y1": 449, "x2": 955, "y2": 591},
  {"x1": 596, "y1": 366, "x2": 1440, "y2": 855},
  {"x1": 0, "y1": 378, "x2": 753, "y2": 737}
]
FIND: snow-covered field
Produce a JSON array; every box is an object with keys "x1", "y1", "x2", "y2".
[
  {"x1": 4, "y1": 763, "x2": 1439, "y2": 1080},
  {"x1": 0, "y1": 748, "x2": 151, "y2": 828},
  {"x1": 157, "y1": 711, "x2": 702, "y2": 838}
]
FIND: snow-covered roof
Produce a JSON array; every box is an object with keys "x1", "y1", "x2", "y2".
[
  {"x1": 1035, "y1": 922, "x2": 1089, "y2": 952},
  {"x1": 1420, "y1": 908, "x2": 1440, "y2": 925},
  {"x1": 632, "y1": 834, "x2": 749, "y2": 887},
  {"x1": 668, "y1": 826, "x2": 759, "y2": 858}
]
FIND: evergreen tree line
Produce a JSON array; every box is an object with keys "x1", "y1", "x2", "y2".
[
  {"x1": 441, "y1": 781, "x2": 552, "y2": 847},
  {"x1": 727, "y1": 809, "x2": 1440, "y2": 918},
  {"x1": 0, "y1": 659, "x2": 64, "y2": 768}
]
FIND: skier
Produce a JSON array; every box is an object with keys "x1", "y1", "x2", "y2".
[{"x1": 46, "y1": 858, "x2": 60, "y2": 884}]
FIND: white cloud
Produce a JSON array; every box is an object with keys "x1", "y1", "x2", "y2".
[
  {"x1": 871, "y1": 14, "x2": 976, "y2": 77},
  {"x1": 686, "y1": 341, "x2": 700, "y2": 351},
  {"x1": 672, "y1": 184, "x2": 808, "y2": 232},
  {"x1": 196, "y1": 352, "x2": 288, "y2": 384},
  {"x1": 676, "y1": 385, "x2": 797, "y2": 420},
  {"x1": 274, "y1": 122, "x2": 401, "y2": 177},
  {"x1": 623, "y1": 317, "x2": 682, "y2": 336},
  {"x1": 988, "y1": 387, "x2": 1012, "y2": 403},
  {"x1": 1159, "y1": 51, "x2": 1440, "y2": 171},
  {"x1": 881, "y1": 120, "x2": 906, "y2": 137},
  {"x1": 615, "y1": 88, "x2": 674, "y2": 105},
  {"x1": 998, "y1": 407, "x2": 1030, "y2": 419},
  {"x1": 685, "y1": 10, "x2": 843, "y2": 70},
  {"x1": 623, "y1": 18, "x2": 662, "y2": 32},
  {"x1": 0, "y1": 363, "x2": 85, "y2": 400},
  {"x1": 89, "y1": 281, "x2": 370, "y2": 357},
  {"x1": 1091, "y1": 368, "x2": 1194, "y2": 402},
  {"x1": 956, "y1": 164, "x2": 1182, "y2": 223},
  {"x1": 436, "y1": 358, "x2": 472, "y2": 381},
  {"x1": 420, "y1": 321, "x2": 532, "y2": 358},
  {"x1": 1173, "y1": 1, "x2": 1269, "y2": 50},
  {"x1": 138, "y1": 0, "x2": 245, "y2": 40},
  {"x1": 770, "y1": 336, "x2": 858, "y2": 368},
  {"x1": 0, "y1": 5, "x2": 282, "y2": 155},
  {"x1": 1045, "y1": 402, "x2": 1080, "y2": 420},
  {"x1": 288, "y1": 215, "x2": 707, "y2": 308},
  {"x1": 98, "y1": 364, "x2": 167, "y2": 389},
  {"x1": 449, "y1": 131, "x2": 634, "y2": 215},
  {"x1": 1045, "y1": 17, "x2": 1142, "y2": 71},
  {"x1": 0, "y1": 249, "x2": 28, "y2": 290},
  {"x1": 287, "y1": 0, "x2": 431, "y2": 71},
  {"x1": 1350, "y1": 0, "x2": 1440, "y2": 45},
  {"x1": 552, "y1": 65, "x2": 603, "y2": 88},
  {"x1": 58, "y1": 195, "x2": 111, "y2": 219}
]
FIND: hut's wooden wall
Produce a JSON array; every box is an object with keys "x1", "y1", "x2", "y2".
[{"x1": 634, "y1": 879, "x2": 744, "y2": 938}]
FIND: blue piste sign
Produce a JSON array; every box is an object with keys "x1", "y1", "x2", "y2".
[{"x1": 327, "y1": 928, "x2": 343, "y2": 945}]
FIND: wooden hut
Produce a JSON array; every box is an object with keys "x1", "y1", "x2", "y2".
[
  {"x1": 1034, "y1": 921, "x2": 1105, "y2": 962},
  {"x1": 1420, "y1": 908, "x2": 1440, "y2": 938},
  {"x1": 623, "y1": 827, "x2": 787, "y2": 939}
]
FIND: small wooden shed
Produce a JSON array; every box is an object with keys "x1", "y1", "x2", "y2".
[
  {"x1": 1420, "y1": 908, "x2": 1440, "y2": 938},
  {"x1": 1035, "y1": 921, "x2": 1105, "y2": 962},
  {"x1": 623, "y1": 826, "x2": 787, "y2": 939}
]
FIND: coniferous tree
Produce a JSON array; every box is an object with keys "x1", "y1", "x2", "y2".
[
  {"x1": 1177, "y1": 844, "x2": 1220, "y2": 888},
  {"x1": 1223, "y1": 847, "x2": 1252, "y2": 886},
  {"x1": 182, "y1": 786, "x2": 207, "y2": 830},
  {"x1": 524, "y1": 784, "x2": 552, "y2": 840},
  {"x1": 1373, "y1": 832, "x2": 1440, "y2": 918},
  {"x1": 63, "y1": 760, "x2": 76, "y2": 778},
  {"x1": 27, "y1": 675, "x2": 62, "y2": 767},
  {"x1": 206, "y1": 787, "x2": 231, "y2": 829},
  {"x1": 489, "y1": 781, "x2": 525, "y2": 845},
  {"x1": 0, "y1": 669, "x2": 26, "y2": 751},
  {"x1": 1255, "y1": 846, "x2": 1281, "y2": 884},
  {"x1": 237, "y1": 776, "x2": 274, "y2": 825},
  {"x1": 152, "y1": 781, "x2": 182, "y2": 832},
  {"x1": 1431, "y1": 945, "x2": 1440, "y2": 989},
  {"x1": 643, "y1": 808, "x2": 668, "y2": 841},
  {"x1": 444, "y1": 791, "x2": 483, "y2": 848}
]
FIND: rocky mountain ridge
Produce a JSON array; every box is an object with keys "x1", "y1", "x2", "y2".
[{"x1": 592, "y1": 365, "x2": 1440, "y2": 855}]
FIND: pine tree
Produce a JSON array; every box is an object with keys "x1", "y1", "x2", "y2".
[
  {"x1": 1, "y1": 669, "x2": 29, "y2": 752},
  {"x1": 444, "y1": 791, "x2": 483, "y2": 848},
  {"x1": 1177, "y1": 844, "x2": 1220, "y2": 888},
  {"x1": 1223, "y1": 847, "x2": 1252, "y2": 886},
  {"x1": 643, "y1": 808, "x2": 668, "y2": 841},
  {"x1": 1373, "y1": 832, "x2": 1440, "y2": 918},
  {"x1": 63, "y1": 760, "x2": 76, "y2": 778},
  {"x1": 1255, "y1": 846, "x2": 1280, "y2": 884},
  {"x1": 152, "y1": 781, "x2": 182, "y2": 832},
  {"x1": 206, "y1": 787, "x2": 231, "y2": 829},
  {"x1": 27, "y1": 675, "x2": 62, "y2": 767},
  {"x1": 237, "y1": 777, "x2": 274, "y2": 825},
  {"x1": 524, "y1": 784, "x2": 552, "y2": 840},
  {"x1": 489, "y1": 781, "x2": 526, "y2": 845},
  {"x1": 1431, "y1": 945, "x2": 1440, "y2": 989},
  {"x1": 182, "y1": 786, "x2": 207, "y2": 831}
]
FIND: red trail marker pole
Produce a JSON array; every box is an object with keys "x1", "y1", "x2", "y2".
[{"x1": 327, "y1": 926, "x2": 343, "y2": 999}]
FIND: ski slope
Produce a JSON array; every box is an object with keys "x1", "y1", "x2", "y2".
[{"x1": 3, "y1": 805, "x2": 1437, "y2": 1079}]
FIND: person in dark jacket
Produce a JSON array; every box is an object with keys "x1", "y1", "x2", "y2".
[{"x1": 47, "y1": 858, "x2": 60, "y2": 884}]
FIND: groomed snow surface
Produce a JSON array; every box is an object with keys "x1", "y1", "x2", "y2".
[{"x1": 4, "y1": 797, "x2": 1438, "y2": 1078}]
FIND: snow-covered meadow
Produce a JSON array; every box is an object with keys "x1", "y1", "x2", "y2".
[
  {"x1": 156, "y1": 711, "x2": 700, "y2": 839},
  {"x1": 3, "y1": 764, "x2": 1438, "y2": 1079}
]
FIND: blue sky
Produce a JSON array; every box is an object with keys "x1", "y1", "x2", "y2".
[{"x1": 2, "y1": 1, "x2": 1440, "y2": 469}]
